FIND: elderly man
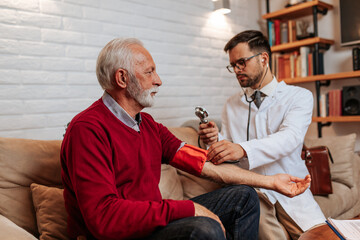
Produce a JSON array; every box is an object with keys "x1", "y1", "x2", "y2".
[{"x1": 61, "y1": 38, "x2": 310, "y2": 240}]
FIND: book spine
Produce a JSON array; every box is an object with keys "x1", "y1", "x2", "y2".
[
  {"x1": 291, "y1": 20, "x2": 297, "y2": 41},
  {"x1": 334, "y1": 90, "x2": 339, "y2": 116},
  {"x1": 326, "y1": 92, "x2": 329, "y2": 117},
  {"x1": 277, "y1": 55, "x2": 284, "y2": 79},
  {"x1": 296, "y1": 53, "x2": 301, "y2": 77},
  {"x1": 325, "y1": 220, "x2": 346, "y2": 240},
  {"x1": 284, "y1": 54, "x2": 291, "y2": 78},
  {"x1": 353, "y1": 47, "x2": 360, "y2": 71},
  {"x1": 338, "y1": 89, "x2": 342, "y2": 116},
  {"x1": 271, "y1": 52, "x2": 276, "y2": 76},
  {"x1": 300, "y1": 46, "x2": 309, "y2": 77},
  {"x1": 307, "y1": 52, "x2": 313, "y2": 76},
  {"x1": 290, "y1": 53, "x2": 295, "y2": 78},
  {"x1": 314, "y1": 52, "x2": 324, "y2": 75},
  {"x1": 274, "y1": 19, "x2": 281, "y2": 45},
  {"x1": 281, "y1": 22, "x2": 288, "y2": 44},
  {"x1": 268, "y1": 21, "x2": 273, "y2": 47},
  {"x1": 328, "y1": 90, "x2": 334, "y2": 116},
  {"x1": 320, "y1": 93, "x2": 327, "y2": 117}
]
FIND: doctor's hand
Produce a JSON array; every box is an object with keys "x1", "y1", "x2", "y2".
[
  {"x1": 198, "y1": 121, "x2": 219, "y2": 146},
  {"x1": 207, "y1": 140, "x2": 246, "y2": 164},
  {"x1": 193, "y1": 202, "x2": 226, "y2": 236},
  {"x1": 271, "y1": 174, "x2": 311, "y2": 198}
]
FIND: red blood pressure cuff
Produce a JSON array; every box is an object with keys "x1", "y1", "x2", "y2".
[{"x1": 170, "y1": 144, "x2": 207, "y2": 176}]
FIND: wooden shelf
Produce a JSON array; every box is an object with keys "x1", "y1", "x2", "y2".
[
  {"x1": 271, "y1": 37, "x2": 334, "y2": 53},
  {"x1": 265, "y1": 1, "x2": 358, "y2": 136},
  {"x1": 280, "y1": 71, "x2": 360, "y2": 84},
  {"x1": 312, "y1": 116, "x2": 360, "y2": 122},
  {"x1": 262, "y1": 0, "x2": 333, "y2": 20}
]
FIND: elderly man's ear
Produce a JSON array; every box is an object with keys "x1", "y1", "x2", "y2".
[{"x1": 115, "y1": 69, "x2": 127, "y2": 88}]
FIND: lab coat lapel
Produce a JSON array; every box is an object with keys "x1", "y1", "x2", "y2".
[{"x1": 258, "y1": 81, "x2": 286, "y2": 111}]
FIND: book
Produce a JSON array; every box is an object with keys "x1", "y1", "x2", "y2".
[
  {"x1": 290, "y1": 54, "x2": 295, "y2": 78},
  {"x1": 281, "y1": 22, "x2": 288, "y2": 44},
  {"x1": 268, "y1": 21, "x2": 274, "y2": 47},
  {"x1": 307, "y1": 52, "x2": 313, "y2": 76},
  {"x1": 337, "y1": 89, "x2": 342, "y2": 116},
  {"x1": 319, "y1": 93, "x2": 327, "y2": 117},
  {"x1": 310, "y1": 52, "x2": 324, "y2": 75},
  {"x1": 326, "y1": 92, "x2": 329, "y2": 116},
  {"x1": 274, "y1": 19, "x2": 281, "y2": 45},
  {"x1": 271, "y1": 52, "x2": 277, "y2": 75},
  {"x1": 288, "y1": 20, "x2": 297, "y2": 42},
  {"x1": 328, "y1": 90, "x2": 334, "y2": 116},
  {"x1": 326, "y1": 217, "x2": 360, "y2": 240},
  {"x1": 271, "y1": 22, "x2": 275, "y2": 46},
  {"x1": 295, "y1": 52, "x2": 301, "y2": 77},
  {"x1": 328, "y1": 89, "x2": 343, "y2": 116},
  {"x1": 282, "y1": 54, "x2": 291, "y2": 78},
  {"x1": 277, "y1": 55, "x2": 285, "y2": 79},
  {"x1": 312, "y1": 52, "x2": 324, "y2": 75},
  {"x1": 300, "y1": 46, "x2": 310, "y2": 77}
]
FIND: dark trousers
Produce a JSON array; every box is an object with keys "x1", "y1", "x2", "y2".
[{"x1": 147, "y1": 185, "x2": 260, "y2": 240}]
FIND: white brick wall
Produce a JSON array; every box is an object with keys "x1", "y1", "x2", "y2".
[{"x1": 0, "y1": 0, "x2": 261, "y2": 140}]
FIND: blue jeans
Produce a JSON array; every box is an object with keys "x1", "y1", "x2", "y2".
[{"x1": 146, "y1": 185, "x2": 259, "y2": 240}]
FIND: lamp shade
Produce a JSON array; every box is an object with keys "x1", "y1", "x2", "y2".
[{"x1": 213, "y1": 0, "x2": 231, "y2": 14}]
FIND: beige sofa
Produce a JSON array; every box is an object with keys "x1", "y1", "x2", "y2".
[{"x1": 0, "y1": 125, "x2": 359, "y2": 239}]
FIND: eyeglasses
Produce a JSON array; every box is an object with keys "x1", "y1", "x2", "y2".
[{"x1": 226, "y1": 52, "x2": 262, "y2": 73}]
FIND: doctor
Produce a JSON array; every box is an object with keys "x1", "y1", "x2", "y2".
[{"x1": 199, "y1": 30, "x2": 326, "y2": 240}]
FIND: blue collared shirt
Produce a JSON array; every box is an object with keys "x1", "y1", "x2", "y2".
[
  {"x1": 102, "y1": 91, "x2": 142, "y2": 132},
  {"x1": 102, "y1": 91, "x2": 186, "y2": 150}
]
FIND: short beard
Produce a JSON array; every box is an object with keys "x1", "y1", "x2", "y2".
[
  {"x1": 237, "y1": 61, "x2": 263, "y2": 88},
  {"x1": 126, "y1": 72, "x2": 158, "y2": 108}
]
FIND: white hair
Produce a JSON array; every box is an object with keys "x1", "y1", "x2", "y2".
[{"x1": 96, "y1": 38, "x2": 143, "y2": 90}]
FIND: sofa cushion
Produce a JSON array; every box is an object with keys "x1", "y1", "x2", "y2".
[
  {"x1": 30, "y1": 183, "x2": 68, "y2": 240},
  {"x1": 168, "y1": 127, "x2": 199, "y2": 147},
  {"x1": 0, "y1": 214, "x2": 37, "y2": 240},
  {"x1": 304, "y1": 133, "x2": 356, "y2": 188},
  {"x1": 0, "y1": 137, "x2": 62, "y2": 236},
  {"x1": 314, "y1": 181, "x2": 358, "y2": 218},
  {"x1": 177, "y1": 170, "x2": 223, "y2": 200},
  {"x1": 159, "y1": 164, "x2": 184, "y2": 200}
]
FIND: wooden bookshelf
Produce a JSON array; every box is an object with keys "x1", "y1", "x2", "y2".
[
  {"x1": 262, "y1": 0, "x2": 333, "y2": 20},
  {"x1": 264, "y1": 1, "x2": 360, "y2": 135},
  {"x1": 312, "y1": 116, "x2": 360, "y2": 122},
  {"x1": 271, "y1": 37, "x2": 334, "y2": 53},
  {"x1": 281, "y1": 71, "x2": 360, "y2": 84}
]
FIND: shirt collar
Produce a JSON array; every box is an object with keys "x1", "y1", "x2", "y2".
[
  {"x1": 102, "y1": 91, "x2": 142, "y2": 132},
  {"x1": 245, "y1": 76, "x2": 278, "y2": 98}
]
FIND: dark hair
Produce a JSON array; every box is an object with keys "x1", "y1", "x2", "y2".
[{"x1": 224, "y1": 30, "x2": 271, "y2": 58}]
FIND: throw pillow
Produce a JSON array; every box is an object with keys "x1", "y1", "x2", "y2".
[
  {"x1": 30, "y1": 183, "x2": 69, "y2": 240},
  {"x1": 304, "y1": 133, "x2": 356, "y2": 188}
]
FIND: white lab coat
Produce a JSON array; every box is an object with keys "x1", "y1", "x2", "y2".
[{"x1": 219, "y1": 80, "x2": 326, "y2": 231}]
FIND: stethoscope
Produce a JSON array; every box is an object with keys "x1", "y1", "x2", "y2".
[{"x1": 241, "y1": 64, "x2": 269, "y2": 141}]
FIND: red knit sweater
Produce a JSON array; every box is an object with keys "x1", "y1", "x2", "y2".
[{"x1": 61, "y1": 99, "x2": 201, "y2": 240}]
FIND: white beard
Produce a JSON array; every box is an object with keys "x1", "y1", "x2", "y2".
[
  {"x1": 126, "y1": 74, "x2": 159, "y2": 108},
  {"x1": 136, "y1": 86, "x2": 158, "y2": 107}
]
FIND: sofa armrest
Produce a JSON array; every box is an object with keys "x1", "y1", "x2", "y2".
[{"x1": 0, "y1": 215, "x2": 37, "y2": 240}]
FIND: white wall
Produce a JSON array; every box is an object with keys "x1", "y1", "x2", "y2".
[
  {"x1": 2, "y1": 0, "x2": 358, "y2": 151},
  {"x1": 0, "y1": 0, "x2": 261, "y2": 140},
  {"x1": 259, "y1": 0, "x2": 360, "y2": 151}
]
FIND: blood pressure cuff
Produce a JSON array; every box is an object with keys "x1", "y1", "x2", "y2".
[{"x1": 170, "y1": 144, "x2": 207, "y2": 176}]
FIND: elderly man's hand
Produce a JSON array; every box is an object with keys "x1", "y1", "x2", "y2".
[
  {"x1": 193, "y1": 202, "x2": 226, "y2": 236},
  {"x1": 271, "y1": 174, "x2": 311, "y2": 198}
]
